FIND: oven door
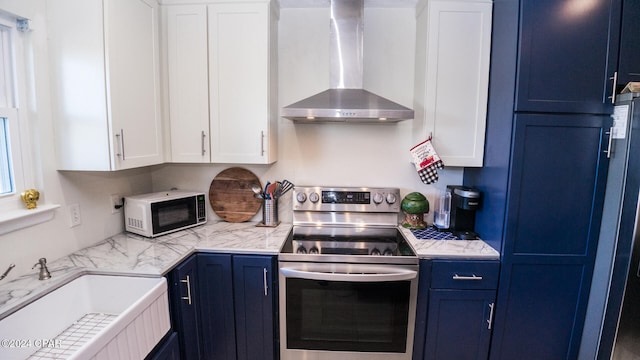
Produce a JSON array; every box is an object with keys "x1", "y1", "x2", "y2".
[{"x1": 279, "y1": 262, "x2": 418, "y2": 360}]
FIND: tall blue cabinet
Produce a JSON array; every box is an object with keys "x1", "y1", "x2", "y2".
[
  {"x1": 463, "y1": 0, "x2": 619, "y2": 358},
  {"x1": 514, "y1": 0, "x2": 620, "y2": 114},
  {"x1": 617, "y1": 0, "x2": 640, "y2": 87}
]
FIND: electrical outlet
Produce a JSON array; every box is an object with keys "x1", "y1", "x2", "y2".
[
  {"x1": 110, "y1": 194, "x2": 123, "y2": 214},
  {"x1": 69, "y1": 203, "x2": 81, "y2": 227}
]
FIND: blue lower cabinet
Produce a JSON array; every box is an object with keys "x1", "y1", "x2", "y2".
[
  {"x1": 145, "y1": 332, "x2": 180, "y2": 360},
  {"x1": 233, "y1": 255, "x2": 278, "y2": 360},
  {"x1": 167, "y1": 254, "x2": 201, "y2": 360},
  {"x1": 416, "y1": 260, "x2": 499, "y2": 360},
  {"x1": 167, "y1": 253, "x2": 278, "y2": 360},
  {"x1": 424, "y1": 290, "x2": 495, "y2": 360},
  {"x1": 198, "y1": 253, "x2": 237, "y2": 360}
]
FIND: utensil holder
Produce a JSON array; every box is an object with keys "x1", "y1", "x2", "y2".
[{"x1": 261, "y1": 198, "x2": 279, "y2": 227}]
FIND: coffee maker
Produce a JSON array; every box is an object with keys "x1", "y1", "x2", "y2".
[{"x1": 446, "y1": 185, "x2": 482, "y2": 239}]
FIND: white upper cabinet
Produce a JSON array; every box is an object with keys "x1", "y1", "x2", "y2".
[
  {"x1": 48, "y1": 0, "x2": 164, "y2": 171},
  {"x1": 413, "y1": 0, "x2": 492, "y2": 167},
  {"x1": 165, "y1": 5, "x2": 210, "y2": 163},
  {"x1": 164, "y1": 1, "x2": 278, "y2": 164}
]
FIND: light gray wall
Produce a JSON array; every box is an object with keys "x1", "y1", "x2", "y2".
[{"x1": 151, "y1": 5, "x2": 463, "y2": 223}]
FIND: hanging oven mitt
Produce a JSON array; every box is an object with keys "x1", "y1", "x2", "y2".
[{"x1": 410, "y1": 137, "x2": 445, "y2": 184}]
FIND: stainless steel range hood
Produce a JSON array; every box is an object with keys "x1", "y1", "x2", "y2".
[{"x1": 282, "y1": 0, "x2": 414, "y2": 123}]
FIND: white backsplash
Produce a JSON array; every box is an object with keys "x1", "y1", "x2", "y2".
[{"x1": 150, "y1": 6, "x2": 463, "y2": 223}]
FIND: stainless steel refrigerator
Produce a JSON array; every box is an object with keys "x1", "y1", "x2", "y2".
[{"x1": 597, "y1": 92, "x2": 640, "y2": 359}]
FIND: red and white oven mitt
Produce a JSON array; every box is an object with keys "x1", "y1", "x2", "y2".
[{"x1": 410, "y1": 137, "x2": 444, "y2": 184}]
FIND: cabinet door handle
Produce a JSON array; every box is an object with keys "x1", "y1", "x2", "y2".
[
  {"x1": 201, "y1": 131, "x2": 206, "y2": 156},
  {"x1": 180, "y1": 275, "x2": 192, "y2": 305},
  {"x1": 609, "y1": 71, "x2": 618, "y2": 104},
  {"x1": 487, "y1": 302, "x2": 495, "y2": 330},
  {"x1": 115, "y1": 129, "x2": 126, "y2": 160},
  {"x1": 604, "y1": 127, "x2": 613, "y2": 159},
  {"x1": 452, "y1": 274, "x2": 483, "y2": 281},
  {"x1": 263, "y1": 268, "x2": 268, "y2": 296},
  {"x1": 260, "y1": 131, "x2": 265, "y2": 156}
]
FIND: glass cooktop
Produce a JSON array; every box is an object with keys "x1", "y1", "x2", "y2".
[{"x1": 279, "y1": 226, "x2": 417, "y2": 262}]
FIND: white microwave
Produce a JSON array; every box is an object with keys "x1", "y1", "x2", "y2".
[{"x1": 124, "y1": 190, "x2": 207, "y2": 237}]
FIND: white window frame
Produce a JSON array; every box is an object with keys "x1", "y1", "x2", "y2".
[
  {"x1": 0, "y1": 13, "x2": 58, "y2": 235},
  {"x1": 0, "y1": 107, "x2": 22, "y2": 198},
  {"x1": 0, "y1": 15, "x2": 31, "y2": 211}
]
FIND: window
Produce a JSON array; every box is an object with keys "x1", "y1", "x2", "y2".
[
  {"x1": 0, "y1": 14, "x2": 32, "y2": 211},
  {"x1": 0, "y1": 13, "x2": 58, "y2": 234},
  {"x1": 0, "y1": 106, "x2": 20, "y2": 197},
  {"x1": 0, "y1": 19, "x2": 16, "y2": 197},
  {"x1": 0, "y1": 116, "x2": 14, "y2": 194},
  {"x1": 0, "y1": 117, "x2": 12, "y2": 194}
]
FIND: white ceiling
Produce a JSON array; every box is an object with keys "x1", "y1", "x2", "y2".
[{"x1": 279, "y1": 0, "x2": 418, "y2": 8}]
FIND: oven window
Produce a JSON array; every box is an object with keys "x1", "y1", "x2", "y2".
[
  {"x1": 286, "y1": 278, "x2": 410, "y2": 352},
  {"x1": 151, "y1": 197, "x2": 196, "y2": 234}
]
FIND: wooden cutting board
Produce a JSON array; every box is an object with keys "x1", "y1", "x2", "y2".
[{"x1": 209, "y1": 167, "x2": 263, "y2": 222}]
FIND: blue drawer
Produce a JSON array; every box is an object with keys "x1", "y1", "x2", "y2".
[{"x1": 431, "y1": 260, "x2": 500, "y2": 290}]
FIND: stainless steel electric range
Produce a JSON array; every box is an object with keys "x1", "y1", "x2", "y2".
[{"x1": 279, "y1": 186, "x2": 418, "y2": 360}]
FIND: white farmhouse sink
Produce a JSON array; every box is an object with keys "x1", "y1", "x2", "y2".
[{"x1": 0, "y1": 274, "x2": 170, "y2": 360}]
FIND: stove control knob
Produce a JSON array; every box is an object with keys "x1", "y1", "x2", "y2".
[
  {"x1": 373, "y1": 193, "x2": 384, "y2": 204},
  {"x1": 386, "y1": 193, "x2": 397, "y2": 204},
  {"x1": 383, "y1": 248, "x2": 394, "y2": 256},
  {"x1": 296, "y1": 246, "x2": 307, "y2": 254},
  {"x1": 371, "y1": 248, "x2": 381, "y2": 256},
  {"x1": 296, "y1": 192, "x2": 307, "y2": 203},
  {"x1": 309, "y1": 247, "x2": 319, "y2": 254},
  {"x1": 309, "y1": 192, "x2": 320, "y2": 203}
]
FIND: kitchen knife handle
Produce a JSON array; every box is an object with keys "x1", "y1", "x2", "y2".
[{"x1": 180, "y1": 275, "x2": 192, "y2": 305}]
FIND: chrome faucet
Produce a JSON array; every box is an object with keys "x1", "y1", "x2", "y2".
[
  {"x1": 0, "y1": 264, "x2": 15, "y2": 281},
  {"x1": 32, "y1": 258, "x2": 51, "y2": 280}
]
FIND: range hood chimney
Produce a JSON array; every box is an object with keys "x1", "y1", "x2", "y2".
[{"x1": 282, "y1": 0, "x2": 414, "y2": 123}]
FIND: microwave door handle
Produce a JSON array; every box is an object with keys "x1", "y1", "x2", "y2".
[{"x1": 279, "y1": 267, "x2": 417, "y2": 282}]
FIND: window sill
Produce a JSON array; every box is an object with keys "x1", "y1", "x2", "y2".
[{"x1": 0, "y1": 204, "x2": 61, "y2": 236}]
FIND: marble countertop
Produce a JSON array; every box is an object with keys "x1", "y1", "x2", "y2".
[
  {"x1": 0, "y1": 221, "x2": 290, "y2": 319},
  {"x1": 0, "y1": 221, "x2": 499, "y2": 319},
  {"x1": 401, "y1": 228, "x2": 500, "y2": 260}
]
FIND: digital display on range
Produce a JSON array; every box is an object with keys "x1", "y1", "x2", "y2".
[{"x1": 322, "y1": 191, "x2": 370, "y2": 204}]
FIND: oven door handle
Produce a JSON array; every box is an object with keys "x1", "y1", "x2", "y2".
[{"x1": 279, "y1": 266, "x2": 417, "y2": 282}]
